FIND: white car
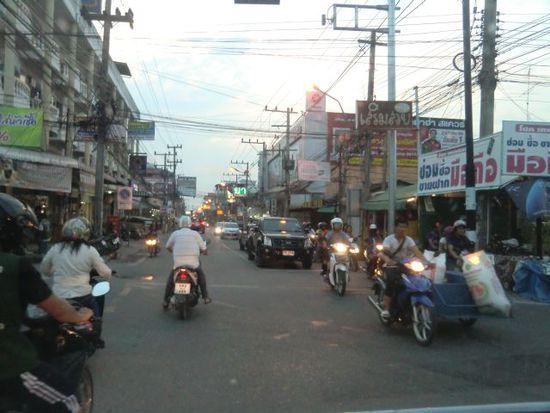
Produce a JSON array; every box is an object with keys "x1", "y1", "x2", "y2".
[{"x1": 221, "y1": 222, "x2": 240, "y2": 239}]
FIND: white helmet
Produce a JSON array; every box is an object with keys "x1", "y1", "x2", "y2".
[
  {"x1": 330, "y1": 217, "x2": 343, "y2": 230},
  {"x1": 369, "y1": 224, "x2": 377, "y2": 230},
  {"x1": 178, "y1": 215, "x2": 191, "y2": 228}
]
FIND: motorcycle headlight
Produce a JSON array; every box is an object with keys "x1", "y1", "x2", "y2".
[
  {"x1": 375, "y1": 244, "x2": 384, "y2": 252},
  {"x1": 405, "y1": 260, "x2": 426, "y2": 273},
  {"x1": 349, "y1": 246, "x2": 360, "y2": 254},
  {"x1": 333, "y1": 243, "x2": 348, "y2": 253},
  {"x1": 304, "y1": 238, "x2": 312, "y2": 248},
  {"x1": 264, "y1": 236, "x2": 272, "y2": 247}
]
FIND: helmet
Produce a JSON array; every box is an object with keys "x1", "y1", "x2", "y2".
[
  {"x1": 453, "y1": 219, "x2": 466, "y2": 228},
  {"x1": 369, "y1": 224, "x2": 377, "y2": 230},
  {"x1": 62, "y1": 218, "x2": 91, "y2": 241},
  {"x1": 178, "y1": 215, "x2": 191, "y2": 228},
  {"x1": 330, "y1": 217, "x2": 343, "y2": 230},
  {"x1": 317, "y1": 221, "x2": 328, "y2": 230},
  {"x1": 0, "y1": 193, "x2": 39, "y2": 252}
]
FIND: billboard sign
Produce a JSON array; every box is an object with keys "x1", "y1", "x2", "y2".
[
  {"x1": 233, "y1": 186, "x2": 248, "y2": 197},
  {"x1": 0, "y1": 106, "x2": 43, "y2": 148},
  {"x1": 128, "y1": 120, "x2": 155, "y2": 141},
  {"x1": 418, "y1": 117, "x2": 465, "y2": 154},
  {"x1": 417, "y1": 135, "x2": 513, "y2": 196},
  {"x1": 117, "y1": 187, "x2": 133, "y2": 210},
  {"x1": 502, "y1": 121, "x2": 550, "y2": 177},
  {"x1": 129, "y1": 155, "x2": 147, "y2": 176},
  {"x1": 356, "y1": 101, "x2": 413, "y2": 130},
  {"x1": 0, "y1": 159, "x2": 71, "y2": 193},
  {"x1": 297, "y1": 160, "x2": 331, "y2": 182},
  {"x1": 177, "y1": 176, "x2": 197, "y2": 197}
]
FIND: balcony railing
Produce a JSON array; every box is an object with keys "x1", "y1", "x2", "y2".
[
  {"x1": 14, "y1": 79, "x2": 31, "y2": 108},
  {"x1": 14, "y1": 0, "x2": 32, "y2": 32}
]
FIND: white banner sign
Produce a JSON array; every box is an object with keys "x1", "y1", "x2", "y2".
[
  {"x1": 177, "y1": 176, "x2": 197, "y2": 197},
  {"x1": 502, "y1": 121, "x2": 550, "y2": 176},
  {"x1": 417, "y1": 136, "x2": 510, "y2": 196},
  {"x1": 297, "y1": 160, "x2": 330, "y2": 182},
  {"x1": 117, "y1": 187, "x2": 133, "y2": 210}
]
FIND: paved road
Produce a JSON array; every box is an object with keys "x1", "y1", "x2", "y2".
[{"x1": 91, "y1": 231, "x2": 550, "y2": 413}]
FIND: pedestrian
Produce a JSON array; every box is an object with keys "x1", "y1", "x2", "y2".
[
  {"x1": 425, "y1": 221, "x2": 442, "y2": 252},
  {"x1": 438, "y1": 225, "x2": 453, "y2": 256}
]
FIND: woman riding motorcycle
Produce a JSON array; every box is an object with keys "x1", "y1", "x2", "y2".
[{"x1": 40, "y1": 217, "x2": 112, "y2": 317}]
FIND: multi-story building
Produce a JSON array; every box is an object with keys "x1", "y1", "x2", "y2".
[{"x1": 0, "y1": 0, "x2": 139, "y2": 236}]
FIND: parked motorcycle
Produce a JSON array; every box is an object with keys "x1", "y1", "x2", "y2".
[
  {"x1": 145, "y1": 235, "x2": 160, "y2": 257},
  {"x1": 368, "y1": 259, "x2": 435, "y2": 346},
  {"x1": 90, "y1": 233, "x2": 120, "y2": 258},
  {"x1": 326, "y1": 241, "x2": 358, "y2": 296},
  {"x1": 169, "y1": 266, "x2": 201, "y2": 320},
  {"x1": 1, "y1": 282, "x2": 110, "y2": 413}
]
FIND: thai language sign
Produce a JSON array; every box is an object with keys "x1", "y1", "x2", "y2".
[
  {"x1": 417, "y1": 136, "x2": 507, "y2": 196},
  {"x1": 502, "y1": 121, "x2": 550, "y2": 177},
  {"x1": 0, "y1": 159, "x2": 71, "y2": 193},
  {"x1": 128, "y1": 121, "x2": 155, "y2": 141},
  {"x1": 297, "y1": 160, "x2": 331, "y2": 182},
  {"x1": 418, "y1": 117, "x2": 465, "y2": 154},
  {"x1": 356, "y1": 101, "x2": 413, "y2": 130},
  {"x1": 117, "y1": 187, "x2": 133, "y2": 210},
  {"x1": 0, "y1": 106, "x2": 43, "y2": 148}
]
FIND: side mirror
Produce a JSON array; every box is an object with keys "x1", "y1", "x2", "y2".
[{"x1": 92, "y1": 281, "x2": 111, "y2": 297}]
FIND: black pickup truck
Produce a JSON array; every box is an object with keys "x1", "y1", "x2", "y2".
[{"x1": 247, "y1": 217, "x2": 314, "y2": 268}]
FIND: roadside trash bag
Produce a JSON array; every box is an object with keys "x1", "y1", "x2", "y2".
[
  {"x1": 462, "y1": 250, "x2": 512, "y2": 317},
  {"x1": 423, "y1": 251, "x2": 446, "y2": 284},
  {"x1": 513, "y1": 260, "x2": 550, "y2": 304}
]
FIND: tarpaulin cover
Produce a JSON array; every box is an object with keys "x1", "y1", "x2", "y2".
[{"x1": 513, "y1": 260, "x2": 550, "y2": 303}]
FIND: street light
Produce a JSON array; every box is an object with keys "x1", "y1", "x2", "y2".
[{"x1": 312, "y1": 84, "x2": 344, "y2": 114}]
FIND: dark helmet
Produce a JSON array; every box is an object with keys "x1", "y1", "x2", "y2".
[
  {"x1": 317, "y1": 221, "x2": 328, "y2": 230},
  {"x1": 0, "y1": 193, "x2": 39, "y2": 253}
]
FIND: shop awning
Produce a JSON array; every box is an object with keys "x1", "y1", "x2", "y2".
[
  {"x1": 317, "y1": 206, "x2": 336, "y2": 213},
  {"x1": 363, "y1": 185, "x2": 417, "y2": 211}
]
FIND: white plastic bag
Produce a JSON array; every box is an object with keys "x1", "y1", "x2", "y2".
[
  {"x1": 422, "y1": 251, "x2": 446, "y2": 284},
  {"x1": 462, "y1": 250, "x2": 512, "y2": 317}
]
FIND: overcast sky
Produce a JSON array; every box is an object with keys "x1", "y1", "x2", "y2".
[{"x1": 105, "y1": 0, "x2": 550, "y2": 208}]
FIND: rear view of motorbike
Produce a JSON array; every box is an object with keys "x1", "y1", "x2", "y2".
[{"x1": 170, "y1": 266, "x2": 200, "y2": 320}]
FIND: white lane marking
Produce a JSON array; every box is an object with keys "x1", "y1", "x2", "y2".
[
  {"x1": 211, "y1": 284, "x2": 259, "y2": 289},
  {"x1": 119, "y1": 286, "x2": 132, "y2": 296},
  {"x1": 213, "y1": 300, "x2": 240, "y2": 309},
  {"x1": 273, "y1": 332, "x2": 290, "y2": 340},
  {"x1": 128, "y1": 257, "x2": 146, "y2": 267}
]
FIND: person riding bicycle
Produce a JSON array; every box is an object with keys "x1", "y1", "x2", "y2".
[
  {"x1": 163, "y1": 215, "x2": 211, "y2": 308},
  {"x1": 378, "y1": 217, "x2": 428, "y2": 320},
  {"x1": 0, "y1": 193, "x2": 92, "y2": 413}
]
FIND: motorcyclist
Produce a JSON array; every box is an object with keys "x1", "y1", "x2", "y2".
[
  {"x1": 0, "y1": 193, "x2": 92, "y2": 413},
  {"x1": 316, "y1": 222, "x2": 329, "y2": 275},
  {"x1": 322, "y1": 217, "x2": 351, "y2": 280},
  {"x1": 365, "y1": 224, "x2": 383, "y2": 277},
  {"x1": 163, "y1": 215, "x2": 211, "y2": 308},
  {"x1": 446, "y1": 219, "x2": 475, "y2": 270},
  {"x1": 40, "y1": 217, "x2": 112, "y2": 317},
  {"x1": 379, "y1": 217, "x2": 428, "y2": 320}
]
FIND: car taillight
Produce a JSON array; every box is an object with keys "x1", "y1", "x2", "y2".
[{"x1": 177, "y1": 270, "x2": 189, "y2": 280}]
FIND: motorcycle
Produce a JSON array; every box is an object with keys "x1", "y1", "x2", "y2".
[
  {"x1": 169, "y1": 266, "x2": 201, "y2": 320},
  {"x1": 145, "y1": 235, "x2": 160, "y2": 257},
  {"x1": 348, "y1": 237, "x2": 360, "y2": 272},
  {"x1": 1, "y1": 281, "x2": 111, "y2": 413},
  {"x1": 368, "y1": 259, "x2": 435, "y2": 346},
  {"x1": 90, "y1": 234, "x2": 120, "y2": 258},
  {"x1": 364, "y1": 243, "x2": 384, "y2": 278},
  {"x1": 326, "y1": 241, "x2": 358, "y2": 296}
]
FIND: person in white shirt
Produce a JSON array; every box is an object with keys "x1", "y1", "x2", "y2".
[
  {"x1": 378, "y1": 217, "x2": 427, "y2": 320},
  {"x1": 40, "y1": 217, "x2": 112, "y2": 316},
  {"x1": 163, "y1": 215, "x2": 210, "y2": 308}
]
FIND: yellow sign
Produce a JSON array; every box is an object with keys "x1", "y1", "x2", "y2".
[{"x1": 216, "y1": 209, "x2": 223, "y2": 215}]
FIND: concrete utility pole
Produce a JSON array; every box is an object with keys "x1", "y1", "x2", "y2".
[
  {"x1": 387, "y1": 0, "x2": 397, "y2": 234},
  {"x1": 167, "y1": 144, "x2": 182, "y2": 204},
  {"x1": 241, "y1": 138, "x2": 267, "y2": 198},
  {"x1": 479, "y1": 0, "x2": 498, "y2": 137},
  {"x1": 84, "y1": 0, "x2": 134, "y2": 237},
  {"x1": 265, "y1": 106, "x2": 297, "y2": 216},
  {"x1": 462, "y1": 0, "x2": 477, "y2": 238}
]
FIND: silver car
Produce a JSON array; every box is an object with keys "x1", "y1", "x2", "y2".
[{"x1": 221, "y1": 222, "x2": 240, "y2": 239}]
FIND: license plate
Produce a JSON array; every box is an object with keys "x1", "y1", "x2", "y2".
[
  {"x1": 174, "y1": 283, "x2": 191, "y2": 294},
  {"x1": 282, "y1": 250, "x2": 295, "y2": 257}
]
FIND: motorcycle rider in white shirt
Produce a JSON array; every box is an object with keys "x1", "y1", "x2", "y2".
[{"x1": 163, "y1": 215, "x2": 211, "y2": 308}]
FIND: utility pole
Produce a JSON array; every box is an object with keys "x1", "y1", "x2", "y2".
[
  {"x1": 167, "y1": 144, "x2": 182, "y2": 209},
  {"x1": 462, "y1": 0, "x2": 477, "y2": 239},
  {"x1": 84, "y1": 0, "x2": 134, "y2": 237},
  {"x1": 387, "y1": 0, "x2": 397, "y2": 234},
  {"x1": 479, "y1": 0, "x2": 498, "y2": 137},
  {"x1": 241, "y1": 138, "x2": 267, "y2": 198},
  {"x1": 265, "y1": 106, "x2": 297, "y2": 216},
  {"x1": 231, "y1": 160, "x2": 250, "y2": 228}
]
